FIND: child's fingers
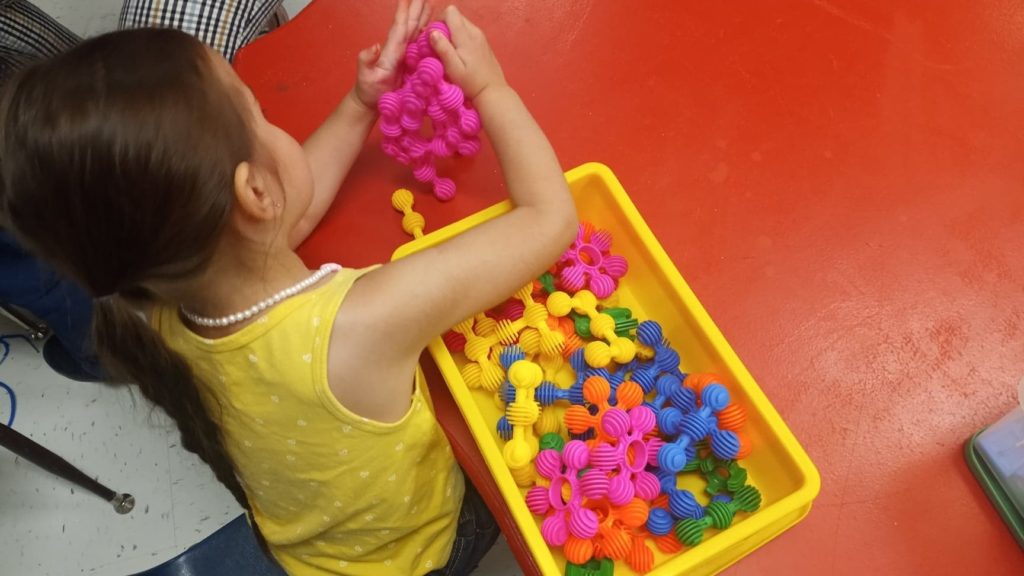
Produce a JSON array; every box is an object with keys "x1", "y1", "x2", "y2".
[
  {"x1": 458, "y1": 9, "x2": 482, "y2": 36},
  {"x1": 429, "y1": 30, "x2": 465, "y2": 77},
  {"x1": 379, "y1": 13, "x2": 411, "y2": 72},
  {"x1": 441, "y1": 5, "x2": 470, "y2": 41},
  {"x1": 357, "y1": 44, "x2": 381, "y2": 68},
  {"x1": 393, "y1": 0, "x2": 410, "y2": 31},
  {"x1": 416, "y1": 1, "x2": 432, "y2": 33},
  {"x1": 407, "y1": 0, "x2": 425, "y2": 40}
]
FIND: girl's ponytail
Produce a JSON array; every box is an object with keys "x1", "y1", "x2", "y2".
[{"x1": 94, "y1": 296, "x2": 269, "y2": 552}]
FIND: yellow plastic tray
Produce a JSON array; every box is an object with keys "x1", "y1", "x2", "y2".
[{"x1": 391, "y1": 163, "x2": 820, "y2": 576}]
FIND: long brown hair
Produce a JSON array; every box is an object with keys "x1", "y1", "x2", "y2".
[{"x1": 0, "y1": 29, "x2": 265, "y2": 549}]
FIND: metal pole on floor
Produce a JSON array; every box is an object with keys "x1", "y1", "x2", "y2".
[{"x1": 0, "y1": 422, "x2": 134, "y2": 514}]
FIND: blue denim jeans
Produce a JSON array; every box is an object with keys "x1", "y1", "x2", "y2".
[
  {"x1": 428, "y1": 480, "x2": 501, "y2": 576},
  {"x1": 0, "y1": 230, "x2": 102, "y2": 379}
]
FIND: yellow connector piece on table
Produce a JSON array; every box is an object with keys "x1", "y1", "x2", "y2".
[{"x1": 391, "y1": 188, "x2": 425, "y2": 239}]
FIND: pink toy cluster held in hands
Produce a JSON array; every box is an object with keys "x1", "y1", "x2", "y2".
[{"x1": 378, "y1": 22, "x2": 483, "y2": 201}]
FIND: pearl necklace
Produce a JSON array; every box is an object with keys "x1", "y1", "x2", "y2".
[{"x1": 180, "y1": 263, "x2": 342, "y2": 328}]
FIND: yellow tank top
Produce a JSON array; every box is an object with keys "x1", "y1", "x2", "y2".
[{"x1": 152, "y1": 266, "x2": 464, "y2": 575}]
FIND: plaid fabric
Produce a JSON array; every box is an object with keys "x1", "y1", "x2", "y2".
[
  {"x1": 119, "y1": 0, "x2": 282, "y2": 60},
  {"x1": 1, "y1": 0, "x2": 281, "y2": 80},
  {"x1": 0, "y1": 0, "x2": 81, "y2": 81},
  {"x1": 0, "y1": 0, "x2": 80, "y2": 55}
]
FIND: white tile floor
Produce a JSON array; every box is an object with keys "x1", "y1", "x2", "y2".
[
  {"x1": 1, "y1": 1, "x2": 521, "y2": 574},
  {"x1": 0, "y1": 315, "x2": 241, "y2": 575}
]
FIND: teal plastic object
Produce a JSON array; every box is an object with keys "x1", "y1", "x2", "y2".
[
  {"x1": 965, "y1": 403, "x2": 1024, "y2": 549},
  {"x1": 565, "y1": 558, "x2": 615, "y2": 576}
]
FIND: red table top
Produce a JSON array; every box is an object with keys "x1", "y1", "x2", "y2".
[{"x1": 235, "y1": 1, "x2": 1024, "y2": 573}]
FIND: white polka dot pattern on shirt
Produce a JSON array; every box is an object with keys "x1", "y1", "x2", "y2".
[
  {"x1": 333, "y1": 500, "x2": 342, "y2": 508},
  {"x1": 394, "y1": 442, "x2": 404, "y2": 451},
  {"x1": 302, "y1": 353, "x2": 312, "y2": 363},
  {"x1": 313, "y1": 316, "x2": 321, "y2": 327},
  {"x1": 338, "y1": 448, "x2": 348, "y2": 457},
  {"x1": 270, "y1": 395, "x2": 280, "y2": 403},
  {"x1": 297, "y1": 419, "x2": 307, "y2": 427},
  {"x1": 248, "y1": 354, "x2": 258, "y2": 363},
  {"x1": 359, "y1": 471, "x2": 369, "y2": 479}
]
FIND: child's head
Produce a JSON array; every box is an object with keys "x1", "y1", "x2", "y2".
[
  {"x1": 0, "y1": 27, "x2": 311, "y2": 302},
  {"x1": 0, "y1": 28, "x2": 313, "y2": 548}
]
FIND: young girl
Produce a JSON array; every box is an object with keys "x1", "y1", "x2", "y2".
[{"x1": 0, "y1": 2, "x2": 575, "y2": 575}]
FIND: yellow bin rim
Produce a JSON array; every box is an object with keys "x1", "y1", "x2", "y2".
[{"x1": 392, "y1": 162, "x2": 821, "y2": 575}]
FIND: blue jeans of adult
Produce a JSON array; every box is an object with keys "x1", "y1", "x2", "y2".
[{"x1": 0, "y1": 230, "x2": 102, "y2": 380}]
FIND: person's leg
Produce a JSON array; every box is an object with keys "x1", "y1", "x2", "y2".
[
  {"x1": 0, "y1": 0, "x2": 80, "y2": 81},
  {"x1": 118, "y1": 0, "x2": 284, "y2": 61},
  {"x1": 430, "y1": 479, "x2": 502, "y2": 576},
  {"x1": 0, "y1": 3, "x2": 96, "y2": 379},
  {"x1": 0, "y1": 232, "x2": 103, "y2": 382}
]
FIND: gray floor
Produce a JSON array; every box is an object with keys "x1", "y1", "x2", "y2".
[{"x1": 0, "y1": 1, "x2": 520, "y2": 574}]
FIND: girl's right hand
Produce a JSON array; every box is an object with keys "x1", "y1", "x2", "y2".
[
  {"x1": 330, "y1": 4, "x2": 574, "y2": 424},
  {"x1": 429, "y1": 6, "x2": 507, "y2": 100}
]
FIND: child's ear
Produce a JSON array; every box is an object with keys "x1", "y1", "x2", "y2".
[{"x1": 232, "y1": 160, "x2": 277, "y2": 221}]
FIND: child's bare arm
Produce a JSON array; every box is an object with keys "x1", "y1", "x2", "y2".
[
  {"x1": 330, "y1": 7, "x2": 576, "y2": 421},
  {"x1": 290, "y1": 0, "x2": 431, "y2": 248},
  {"x1": 290, "y1": 94, "x2": 376, "y2": 248}
]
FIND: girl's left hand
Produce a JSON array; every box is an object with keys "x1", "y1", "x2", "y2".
[{"x1": 353, "y1": 0, "x2": 431, "y2": 110}]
